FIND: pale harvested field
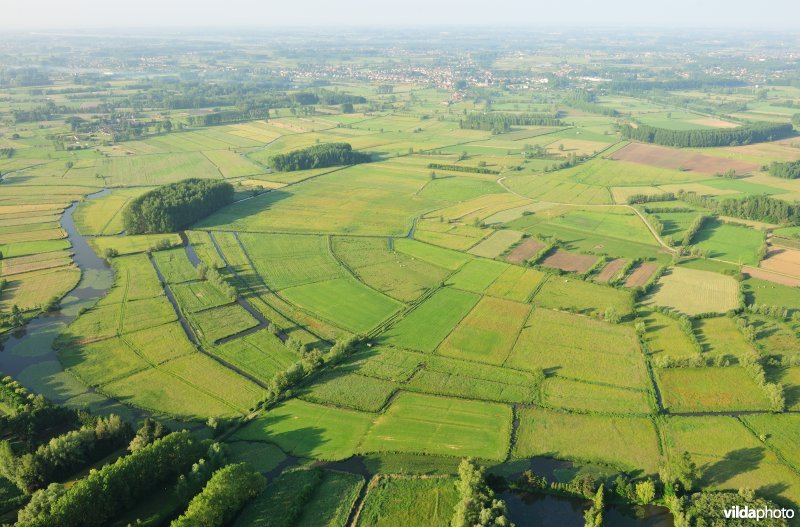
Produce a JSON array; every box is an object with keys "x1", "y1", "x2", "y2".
[{"x1": 645, "y1": 267, "x2": 739, "y2": 315}]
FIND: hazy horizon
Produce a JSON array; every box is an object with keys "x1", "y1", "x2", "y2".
[{"x1": 2, "y1": 0, "x2": 799, "y2": 31}]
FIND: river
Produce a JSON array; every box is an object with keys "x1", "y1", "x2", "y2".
[{"x1": 0, "y1": 189, "x2": 142, "y2": 421}]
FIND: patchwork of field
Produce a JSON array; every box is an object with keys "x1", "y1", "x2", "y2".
[{"x1": 5, "y1": 70, "x2": 800, "y2": 516}]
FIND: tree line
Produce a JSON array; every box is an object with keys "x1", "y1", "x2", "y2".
[
  {"x1": 269, "y1": 143, "x2": 371, "y2": 172},
  {"x1": 563, "y1": 90, "x2": 619, "y2": 117},
  {"x1": 187, "y1": 107, "x2": 270, "y2": 127},
  {"x1": 459, "y1": 112, "x2": 563, "y2": 133},
  {"x1": 678, "y1": 190, "x2": 800, "y2": 225},
  {"x1": 767, "y1": 159, "x2": 800, "y2": 179},
  {"x1": 16, "y1": 431, "x2": 206, "y2": 527},
  {"x1": 620, "y1": 121, "x2": 794, "y2": 148},
  {"x1": 123, "y1": 179, "x2": 234, "y2": 234},
  {"x1": 427, "y1": 163, "x2": 499, "y2": 175}
]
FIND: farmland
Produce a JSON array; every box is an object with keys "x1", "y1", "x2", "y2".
[{"x1": 1, "y1": 27, "x2": 800, "y2": 527}]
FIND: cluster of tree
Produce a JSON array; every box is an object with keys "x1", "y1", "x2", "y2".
[
  {"x1": 0, "y1": 398, "x2": 82, "y2": 451},
  {"x1": 128, "y1": 417, "x2": 171, "y2": 452},
  {"x1": 316, "y1": 89, "x2": 366, "y2": 106},
  {"x1": 563, "y1": 90, "x2": 619, "y2": 117},
  {"x1": 0, "y1": 374, "x2": 33, "y2": 415},
  {"x1": 679, "y1": 191, "x2": 800, "y2": 225},
  {"x1": 12, "y1": 102, "x2": 76, "y2": 123},
  {"x1": 0, "y1": 68, "x2": 52, "y2": 87},
  {"x1": 621, "y1": 122, "x2": 794, "y2": 148},
  {"x1": 427, "y1": 163, "x2": 499, "y2": 175},
  {"x1": 459, "y1": 112, "x2": 563, "y2": 132},
  {"x1": 123, "y1": 179, "x2": 234, "y2": 234},
  {"x1": 517, "y1": 469, "x2": 600, "y2": 499},
  {"x1": 196, "y1": 264, "x2": 237, "y2": 299},
  {"x1": 269, "y1": 143, "x2": 371, "y2": 172},
  {"x1": 451, "y1": 458, "x2": 514, "y2": 527},
  {"x1": 187, "y1": 107, "x2": 270, "y2": 127},
  {"x1": 171, "y1": 463, "x2": 265, "y2": 527},
  {"x1": 0, "y1": 415, "x2": 132, "y2": 492},
  {"x1": 16, "y1": 430, "x2": 206, "y2": 527},
  {"x1": 543, "y1": 152, "x2": 588, "y2": 172},
  {"x1": 0, "y1": 147, "x2": 14, "y2": 158},
  {"x1": 669, "y1": 488, "x2": 790, "y2": 527},
  {"x1": 584, "y1": 485, "x2": 605, "y2": 527},
  {"x1": 767, "y1": 160, "x2": 800, "y2": 179},
  {"x1": 174, "y1": 443, "x2": 227, "y2": 503}
]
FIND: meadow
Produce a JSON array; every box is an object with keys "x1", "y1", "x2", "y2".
[{"x1": 3, "y1": 48, "x2": 800, "y2": 525}]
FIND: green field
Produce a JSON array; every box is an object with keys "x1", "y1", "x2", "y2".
[
  {"x1": 359, "y1": 392, "x2": 512, "y2": 459},
  {"x1": 645, "y1": 267, "x2": 740, "y2": 315},
  {"x1": 356, "y1": 477, "x2": 459, "y2": 527},
  {"x1": 514, "y1": 408, "x2": 661, "y2": 473},
  {"x1": 656, "y1": 367, "x2": 770, "y2": 412},
  {"x1": 380, "y1": 287, "x2": 480, "y2": 352}
]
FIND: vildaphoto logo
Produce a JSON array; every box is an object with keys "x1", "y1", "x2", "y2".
[{"x1": 723, "y1": 505, "x2": 795, "y2": 521}]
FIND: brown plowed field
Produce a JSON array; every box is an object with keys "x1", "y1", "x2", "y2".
[
  {"x1": 540, "y1": 249, "x2": 598, "y2": 274},
  {"x1": 759, "y1": 247, "x2": 800, "y2": 279},
  {"x1": 743, "y1": 266, "x2": 800, "y2": 287},
  {"x1": 624, "y1": 263, "x2": 660, "y2": 288},
  {"x1": 610, "y1": 143, "x2": 759, "y2": 175},
  {"x1": 594, "y1": 258, "x2": 627, "y2": 282},
  {"x1": 506, "y1": 238, "x2": 545, "y2": 264}
]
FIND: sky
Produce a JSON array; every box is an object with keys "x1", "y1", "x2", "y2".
[{"x1": 1, "y1": 0, "x2": 798, "y2": 30}]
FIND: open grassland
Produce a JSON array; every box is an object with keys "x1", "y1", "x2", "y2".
[
  {"x1": 72, "y1": 188, "x2": 148, "y2": 235},
  {"x1": 380, "y1": 287, "x2": 480, "y2": 352},
  {"x1": 642, "y1": 311, "x2": 698, "y2": 358},
  {"x1": 332, "y1": 236, "x2": 449, "y2": 301},
  {"x1": 645, "y1": 267, "x2": 740, "y2": 315},
  {"x1": 467, "y1": 229, "x2": 523, "y2": 258},
  {"x1": 484, "y1": 266, "x2": 546, "y2": 302},
  {"x1": 233, "y1": 399, "x2": 375, "y2": 461},
  {"x1": 172, "y1": 280, "x2": 233, "y2": 312},
  {"x1": 280, "y1": 276, "x2": 402, "y2": 333},
  {"x1": 414, "y1": 218, "x2": 490, "y2": 251},
  {"x1": 507, "y1": 309, "x2": 647, "y2": 389},
  {"x1": 742, "y1": 414, "x2": 800, "y2": 471},
  {"x1": 695, "y1": 316, "x2": 756, "y2": 358},
  {"x1": 656, "y1": 367, "x2": 769, "y2": 412},
  {"x1": 0, "y1": 265, "x2": 80, "y2": 312},
  {"x1": 694, "y1": 219, "x2": 764, "y2": 265},
  {"x1": 152, "y1": 247, "x2": 197, "y2": 284},
  {"x1": 437, "y1": 296, "x2": 530, "y2": 365},
  {"x1": 88, "y1": 233, "x2": 181, "y2": 255},
  {"x1": 240, "y1": 233, "x2": 343, "y2": 290},
  {"x1": 743, "y1": 276, "x2": 800, "y2": 314},
  {"x1": 542, "y1": 377, "x2": 652, "y2": 414},
  {"x1": 189, "y1": 303, "x2": 259, "y2": 343},
  {"x1": 532, "y1": 276, "x2": 633, "y2": 317},
  {"x1": 199, "y1": 162, "x2": 446, "y2": 236},
  {"x1": 664, "y1": 416, "x2": 800, "y2": 506},
  {"x1": 356, "y1": 477, "x2": 459, "y2": 527},
  {"x1": 392, "y1": 238, "x2": 470, "y2": 270},
  {"x1": 299, "y1": 371, "x2": 397, "y2": 412},
  {"x1": 513, "y1": 408, "x2": 660, "y2": 473},
  {"x1": 447, "y1": 258, "x2": 508, "y2": 293},
  {"x1": 360, "y1": 392, "x2": 512, "y2": 460},
  {"x1": 208, "y1": 330, "x2": 297, "y2": 385}
]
